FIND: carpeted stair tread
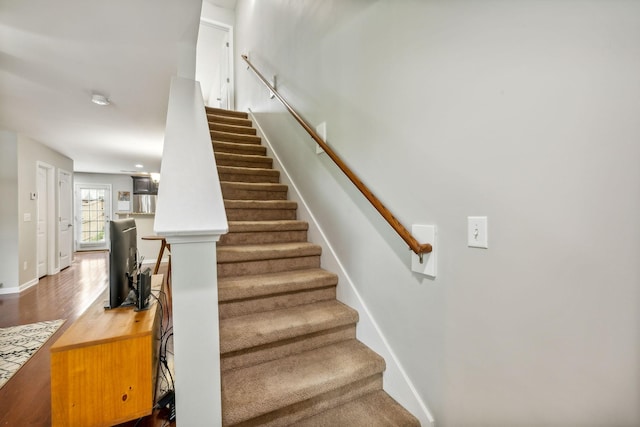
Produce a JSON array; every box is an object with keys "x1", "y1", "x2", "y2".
[
  {"x1": 220, "y1": 181, "x2": 288, "y2": 192},
  {"x1": 219, "y1": 300, "x2": 358, "y2": 354},
  {"x1": 210, "y1": 122, "x2": 257, "y2": 135},
  {"x1": 223, "y1": 200, "x2": 297, "y2": 210},
  {"x1": 214, "y1": 141, "x2": 267, "y2": 156},
  {"x1": 227, "y1": 220, "x2": 308, "y2": 233},
  {"x1": 221, "y1": 182, "x2": 288, "y2": 201},
  {"x1": 221, "y1": 340, "x2": 385, "y2": 426},
  {"x1": 217, "y1": 165, "x2": 279, "y2": 179},
  {"x1": 208, "y1": 113, "x2": 253, "y2": 127},
  {"x1": 206, "y1": 106, "x2": 248, "y2": 119},
  {"x1": 211, "y1": 130, "x2": 262, "y2": 145},
  {"x1": 217, "y1": 242, "x2": 321, "y2": 263},
  {"x1": 224, "y1": 200, "x2": 298, "y2": 221},
  {"x1": 218, "y1": 268, "x2": 338, "y2": 302},
  {"x1": 215, "y1": 152, "x2": 273, "y2": 169},
  {"x1": 295, "y1": 390, "x2": 421, "y2": 427},
  {"x1": 220, "y1": 220, "x2": 308, "y2": 246}
]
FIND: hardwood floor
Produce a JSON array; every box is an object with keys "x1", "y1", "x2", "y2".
[{"x1": 0, "y1": 252, "x2": 175, "y2": 427}]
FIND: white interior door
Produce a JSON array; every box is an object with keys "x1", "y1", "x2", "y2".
[
  {"x1": 196, "y1": 19, "x2": 233, "y2": 109},
  {"x1": 75, "y1": 184, "x2": 111, "y2": 251},
  {"x1": 37, "y1": 165, "x2": 48, "y2": 277},
  {"x1": 59, "y1": 169, "x2": 72, "y2": 269}
]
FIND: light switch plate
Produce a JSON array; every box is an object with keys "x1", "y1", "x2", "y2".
[
  {"x1": 316, "y1": 122, "x2": 326, "y2": 154},
  {"x1": 411, "y1": 224, "x2": 436, "y2": 277},
  {"x1": 468, "y1": 216, "x2": 488, "y2": 248}
]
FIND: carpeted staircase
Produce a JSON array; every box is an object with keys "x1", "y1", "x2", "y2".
[{"x1": 208, "y1": 106, "x2": 421, "y2": 426}]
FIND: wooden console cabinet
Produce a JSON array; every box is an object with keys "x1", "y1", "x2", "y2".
[{"x1": 50, "y1": 275, "x2": 163, "y2": 427}]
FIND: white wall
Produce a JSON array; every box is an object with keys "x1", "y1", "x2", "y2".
[
  {"x1": 201, "y1": 0, "x2": 235, "y2": 26},
  {"x1": 17, "y1": 135, "x2": 73, "y2": 287},
  {"x1": 234, "y1": 1, "x2": 640, "y2": 426},
  {"x1": 0, "y1": 131, "x2": 19, "y2": 291}
]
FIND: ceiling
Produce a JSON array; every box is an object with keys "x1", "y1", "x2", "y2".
[{"x1": 0, "y1": 0, "x2": 212, "y2": 175}]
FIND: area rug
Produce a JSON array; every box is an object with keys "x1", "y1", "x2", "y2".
[{"x1": 0, "y1": 319, "x2": 65, "y2": 389}]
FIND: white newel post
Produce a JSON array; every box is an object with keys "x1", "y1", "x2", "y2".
[
  {"x1": 167, "y1": 235, "x2": 222, "y2": 425},
  {"x1": 155, "y1": 76, "x2": 228, "y2": 426}
]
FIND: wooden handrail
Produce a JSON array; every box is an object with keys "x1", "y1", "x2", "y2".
[{"x1": 241, "y1": 55, "x2": 432, "y2": 257}]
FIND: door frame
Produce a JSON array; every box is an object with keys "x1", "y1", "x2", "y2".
[
  {"x1": 58, "y1": 168, "x2": 73, "y2": 269},
  {"x1": 74, "y1": 183, "x2": 112, "y2": 251},
  {"x1": 36, "y1": 161, "x2": 58, "y2": 277},
  {"x1": 200, "y1": 17, "x2": 234, "y2": 110}
]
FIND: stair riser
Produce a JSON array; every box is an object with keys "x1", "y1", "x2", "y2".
[
  {"x1": 227, "y1": 375, "x2": 383, "y2": 427},
  {"x1": 214, "y1": 143, "x2": 266, "y2": 156},
  {"x1": 216, "y1": 157, "x2": 273, "y2": 169},
  {"x1": 218, "y1": 256, "x2": 320, "y2": 278},
  {"x1": 218, "y1": 172, "x2": 280, "y2": 184},
  {"x1": 212, "y1": 137, "x2": 263, "y2": 146},
  {"x1": 219, "y1": 286, "x2": 336, "y2": 319},
  {"x1": 296, "y1": 391, "x2": 421, "y2": 427},
  {"x1": 212, "y1": 132, "x2": 262, "y2": 145},
  {"x1": 221, "y1": 325, "x2": 355, "y2": 372},
  {"x1": 221, "y1": 188, "x2": 288, "y2": 201},
  {"x1": 208, "y1": 114, "x2": 252, "y2": 127},
  {"x1": 225, "y1": 208, "x2": 297, "y2": 221},
  {"x1": 210, "y1": 123, "x2": 257, "y2": 135},
  {"x1": 218, "y1": 269, "x2": 339, "y2": 303},
  {"x1": 219, "y1": 230, "x2": 307, "y2": 246}
]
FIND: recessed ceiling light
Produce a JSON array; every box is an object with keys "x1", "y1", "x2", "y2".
[
  {"x1": 91, "y1": 93, "x2": 110, "y2": 106},
  {"x1": 135, "y1": 164, "x2": 144, "y2": 168}
]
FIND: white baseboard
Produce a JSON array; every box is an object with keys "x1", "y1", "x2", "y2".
[
  {"x1": 0, "y1": 277, "x2": 39, "y2": 295},
  {"x1": 0, "y1": 286, "x2": 18, "y2": 295},
  {"x1": 249, "y1": 110, "x2": 435, "y2": 426}
]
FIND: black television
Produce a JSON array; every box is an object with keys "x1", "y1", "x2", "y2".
[{"x1": 106, "y1": 218, "x2": 138, "y2": 309}]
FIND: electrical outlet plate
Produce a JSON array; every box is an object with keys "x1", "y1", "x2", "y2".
[
  {"x1": 411, "y1": 224, "x2": 436, "y2": 277},
  {"x1": 468, "y1": 216, "x2": 488, "y2": 248},
  {"x1": 316, "y1": 122, "x2": 326, "y2": 154}
]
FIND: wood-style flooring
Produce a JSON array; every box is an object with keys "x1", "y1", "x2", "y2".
[{"x1": 0, "y1": 251, "x2": 175, "y2": 427}]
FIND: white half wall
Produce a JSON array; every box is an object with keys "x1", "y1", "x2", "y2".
[
  {"x1": 234, "y1": 1, "x2": 640, "y2": 426},
  {"x1": 155, "y1": 76, "x2": 228, "y2": 425}
]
